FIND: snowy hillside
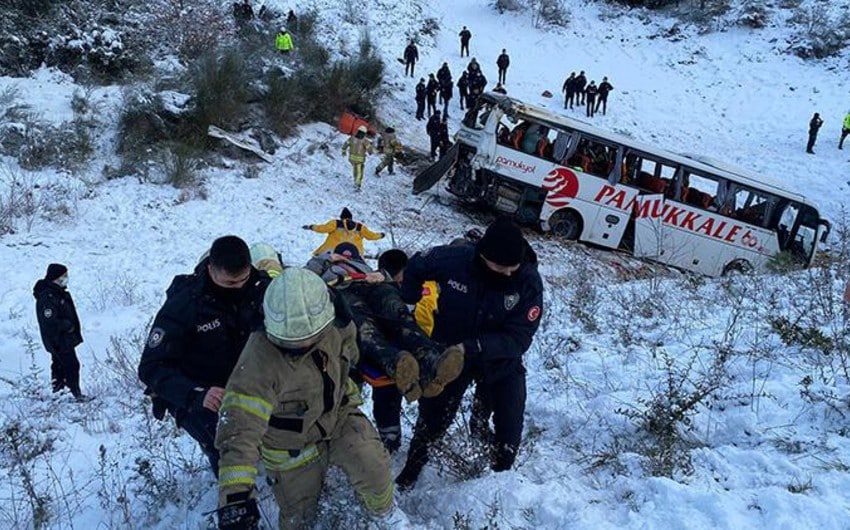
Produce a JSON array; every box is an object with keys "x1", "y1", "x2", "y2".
[{"x1": 1, "y1": 0, "x2": 850, "y2": 528}]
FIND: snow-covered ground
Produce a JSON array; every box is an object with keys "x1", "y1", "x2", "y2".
[{"x1": 2, "y1": 0, "x2": 850, "y2": 528}]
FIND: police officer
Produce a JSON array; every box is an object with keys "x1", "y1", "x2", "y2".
[
  {"x1": 403, "y1": 40, "x2": 419, "y2": 77},
  {"x1": 457, "y1": 72, "x2": 469, "y2": 111},
  {"x1": 459, "y1": 25, "x2": 472, "y2": 57},
  {"x1": 395, "y1": 217, "x2": 544, "y2": 490},
  {"x1": 215, "y1": 268, "x2": 411, "y2": 529},
  {"x1": 496, "y1": 48, "x2": 510, "y2": 85},
  {"x1": 426, "y1": 110, "x2": 442, "y2": 159},
  {"x1": 596, "y1": 76, "x2": 614, "y2": 116},
  {"x1": 807, "y1": 112, "x2": 823, "y2": 154},
  {"x1": 426, "y1": 73, "x2": 440, "y2": 117},
  {"x1": 575, "y1": 70, "x2": 587, "y2": 105},
  {"x1": 562, "y1": 72, "x2": 576, "y2": 109},
  {"x1": 585, "y1": 80, "x2": 598, "y2": 118},
  {"x1": 33, "y1": 263, "x2": 88, "y2": 400},
  {"x1": 138, "y1": 236, "x2": 270, "y2": 476}
]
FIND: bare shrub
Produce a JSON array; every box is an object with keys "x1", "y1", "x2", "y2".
[
  {"x1": 530, "y1": 0, "x2": 571, "y2": 28},
  {"x1": 494, "y1": 0, "x2": 523, "y2": 14},
  {"x1": 147, "y1": 0, "x2": 236, "y2": 61},
  {"x1": 787, "y1": 5, "x2": 850, "y2": 59},
  {"x1": 186, "y1": 47, "x2": 251, "y2": 138}
]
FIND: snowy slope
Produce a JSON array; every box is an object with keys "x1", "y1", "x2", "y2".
[{"x1": 2, "y1": 0, "x2": 850, "y2": 528}]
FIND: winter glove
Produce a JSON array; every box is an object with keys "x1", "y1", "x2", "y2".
[
  {"x1": 378, "y1": 232, "x2": 386, "y2": 239},
  {"x1": 302, "y1": 225, "x2": 312, "y2": 230},
  {"x1": 186, "y1": 386, "x2": 208, "y2": 413},
  {"x1": 217, "y1": 496, "x2": 259, "y2": 530}
]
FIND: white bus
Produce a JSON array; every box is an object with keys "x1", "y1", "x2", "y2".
[{"x1": 414, "y1": 93, "x2": 831, "y2": 277}]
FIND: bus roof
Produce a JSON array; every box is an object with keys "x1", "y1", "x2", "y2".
[{"x1": 482, "y1": 92, "x2": 819, "y2": 209}]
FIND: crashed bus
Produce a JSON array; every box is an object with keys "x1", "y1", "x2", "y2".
[{"x1": 414, "y1": 93, "x2": 830, "y2": 277}]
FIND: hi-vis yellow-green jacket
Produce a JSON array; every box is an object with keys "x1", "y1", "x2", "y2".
[
  {"x1": 215, "y1": 322, "x2": 361, "y2": 501},
  {"x1": 844, "y1": 113, "x2": 850, "y2": 130}
]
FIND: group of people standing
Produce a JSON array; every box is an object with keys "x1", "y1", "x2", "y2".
[
  {"x1": 119, "y1": 210, "x2": 543, "y2": 528},
  {"x1": 562, "y1": 71, "x2": 614, "y2": 118}
]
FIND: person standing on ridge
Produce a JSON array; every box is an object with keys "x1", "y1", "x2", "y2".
[
  {"x1": 403, "y1": 40, "x2": 419, "y2": 77},
  {"x1": 575, "y1": 70, "x2": 587, "y2": 106},
  {"x1": 426, "y1": 74, "x2": 440, "y2": 117},
  {"x1": 457, "y1": 72, "x2": 469, "y2": 111},
  {"x1": 585, "y1": 80, "x2": 598, "y2": 118},
  {"x1": 459, "y1": 26, "x2": 472, "y2": 57},
  {"x1": 415, "y1": 77, "x2": 427, "y2": 120},
  {"x1": 496, "y1": 49, "x2": 510, "y2": 85},
  {"x1": 562, "y1": 72, "x2": 576, "y2": 109},
  {"x1": 596, "y1": 76, "x2": 614, "y2": 116}
]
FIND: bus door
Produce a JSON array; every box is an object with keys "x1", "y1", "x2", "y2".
[{"x1": 633, "y1": 194, "x2": 666, "y2": 260}]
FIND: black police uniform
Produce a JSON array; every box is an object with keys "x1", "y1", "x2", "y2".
[
  {"x1": 34, "y1": 279, "x2": 83, "y2": 396},
  {"x1": 138, "y1": 260, "x2": 270, "y2": 475},
  {"x1": 396, "y1": 242, "x2": 543, "y2": 488}
]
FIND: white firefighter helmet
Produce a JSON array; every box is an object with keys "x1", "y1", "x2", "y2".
[{"x1": 264, "y1": 268, "x2": 335, "y2": 346}]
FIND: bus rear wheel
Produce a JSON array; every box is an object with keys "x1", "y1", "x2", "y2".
[
  {"x1": 722, "y1": 259, "x2": 753, "y2": 276},
  {"x1": 549, "y1": 210, "x2": 582, "y2": 241}
]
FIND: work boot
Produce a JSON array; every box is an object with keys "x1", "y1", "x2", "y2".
[
  {"x1": 420, "y1": 344, "x2": 464, "y2": 398},
  {"x1": 392, "y1": 351, "x2": 421, "y2": 402}
]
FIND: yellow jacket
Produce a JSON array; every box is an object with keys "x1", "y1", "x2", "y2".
[
  {"x1": 308, "y1": 218, "x2": 384, "y2": 256},
  {"x1": 413, "y1": 280, "x2": 439, "y2": 336},
  {"x1": 342, "y1": 136, "x2": 374, "y2": 164}
]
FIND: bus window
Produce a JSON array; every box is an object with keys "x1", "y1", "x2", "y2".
[
  {"x1": 730, "y1": 186, "x2": 773, "y2": 227},
  {"x1": 552, "y1": 130, "x2": 573, "y2": 164},
  {"x1": 569, "y1": 136, "x2": 617, "y2": 179},
  {"x1": 625, "y1": 151, "x2": 678, "y2": 196},
  {"x1": 681, "y1": 169, "x2": 723, "y2": 211}
]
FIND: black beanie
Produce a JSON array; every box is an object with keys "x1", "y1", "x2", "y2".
[
  {"x1": 477, "y1": 217, "x2": 526, "y2": 266},
  {"x1": 340, "y1": 207, "x2": 353, "y2": 220},
  {"x1": 45, "y1": 263, "x2": 68, "y2": 281}
]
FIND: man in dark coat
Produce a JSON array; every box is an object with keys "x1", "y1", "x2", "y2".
[
  {"x1": 562, "y1": 72, "x2": 576, "y2": 109},
  {"x1": 34, "y1": 263, "x2": 87, "y2": 400},
  {"x1": 403, "y1": 40, "x2": 419, "y2": 77},
  {"x1": 395, "y1": 217, "x2": 544, "y2": 491},
  {"x1": 415, "y1": 78, "x2": 427, "y2": 120},
  {"x1": 496, "y1": 49, "x2": 510, "y2": 84},
  {"x1": 807, "y1": 112, "x2": 823, "y2": 154},
  {"x1": 457, "y1": 72, "x2": 469, "y2": 110},
  {"x1": 595, "y1": 76, "x2": 614, "y2": 115},
  {"x1": 575, "y1": 70, "x2": 587, "y2": 105},
  {"x1": 426, "y1": 74, "x2": 440, "y2": 117},
  {"x1": 426, "y1": 110, "x2": 442, "y2": 158},
  {"x1": 459, "y1": 26, "x2": 472, "y2": 57},
  {"x1": 437, "y1": 115, "x2": 451, "y2": 158},
  {"x1": 138, "y1": 236, "x2": 271, "y2": 476},
  {"x1": 467, "y1": 69, "x2": 487, "y2": 109},
  {"x1": 585, "y1": 80, "x2": 598, "y2": 118},
  {"x1": 440, "y1": 77, "x2": 453, "y2": 116}
]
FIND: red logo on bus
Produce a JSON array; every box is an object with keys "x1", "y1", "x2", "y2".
[{"x1": 543, "y1": 168, "x2": 579, "y2": 208}]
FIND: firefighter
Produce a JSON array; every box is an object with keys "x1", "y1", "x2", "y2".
[
  {"x1": 33, "y1": 263, "x2": 89, "y2": 401},
  {"x1": 496, "y1": 48, "x2": 510, "y2": 85},
  {"x1": 459, "y1": 25, "x2": 472, "y2": 57},
  {"x1": 214, "y1": 268, "x2": 411, "y2": 529},
  {"x1": 403, "y1": 40, "x2": 419, "y2": 77},
  {"x1": 249, "y1": 242, "x2": 284, "y2": 278},
  {"x1": 341, "y1": 125, "x2": 374, "y2": 191},
  {"x1": 395, "y1": 217, "x2": 544, "y2": 491},
  {"x1": 303, "y1": 207, "x2": 385, "y2": 257},
  {"x1": 457, "y1": 72, "x2": 469, "y2": 110},
  {"x1": 426, "y1": 74, "x2": 439, "y2": 117},
  {"x1": 415, "y1": 77, "x2": 427, "y2": 120},
  {"x1": 375, "y1": 126, "x2": 402, "y2": 176},
  {"x1": 138, "y1": 236, "x2": 271, "y2": 476}
]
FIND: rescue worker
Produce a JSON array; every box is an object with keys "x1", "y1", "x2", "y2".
[
  {"x1": 33, "y1": 263, "x2": 89, "y2": 401},
  {"x1": 138, "y1": 236, "x2": 271, "y2": 476},
  {"x1": 341, "y1": 125, "x2": 374, "y2": 191},
  {"x1": 496, "y1": 49, "x2": 510, "y2": 85},
  {"x1": 585, "y1": 80, "x2": 598, "y2": 118},
  {"x1": 426, "y1": 110, "x2": 442, "y2": 159},
  {"x1": 575, "y1": 70, "x2": 587, "y2": 105},
  {"x1": 395, "y1": 217, "x2": 544, "y2": 491},
  {"x1": 403, "y1": 40, "x2": 419, "y2": 77},
  {"x1": 562, "y1": 72, "x2": 576, "y2": 109},
  {"x1": 415, "y1": 78, "x2": 427, "y2": 120},
  {"x1": 596, "y1": 76, "x2": 614, "y2": 116},
  {"x1": 807, "y1": 112, "x2": 824, "y2": 154},
  {"x1": 249, "y1": 242, "x2": 284, "y2": 278},
  {"x1": 839, "y1": 110, "x2": 850, "y2": 150},
  {"x1": 375, "y1": 127, "x2": 402, "y2": 176},
  {"x1": 214, "y1": 268, "x2": 411, "y2": 529},
  {"x1": 275, "y1": 27, "x2": 293, "y2": 53},
  {"x1": 426, "y1": 73, "x2": 439, "y2": 117},
  {"x1": 459, "y1": 25, "x2": 472, "y2": 57},
  {"x1": 303, "y1": 207, "x2": 385, "y2": 257},
  {"x1": 457, "y1": 72, "x2": 469, "y2": 110}
]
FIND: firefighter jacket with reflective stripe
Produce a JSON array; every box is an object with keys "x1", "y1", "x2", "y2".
[
  {"x1": 215, "y1": 321, "x2": 360, "y2": 498},
  {"x1": 309, "y1": 218, "x2": 383, "y2": 256},
  {"x1": 379, "y1": 132, "x2": 402, "y2": 155},
  {"x1": 342, "y1": 136, "x2": 373, "y2": 164}
]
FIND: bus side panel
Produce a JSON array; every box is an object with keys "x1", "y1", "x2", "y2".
[{"x1": 634, "y1": 196, "x2": 780, "y2": 276}]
